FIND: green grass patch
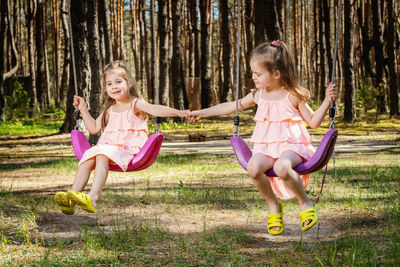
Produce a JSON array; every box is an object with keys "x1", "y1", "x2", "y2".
[{"x1": 0, "y1": 121, "x2": 63, "y2": 136}]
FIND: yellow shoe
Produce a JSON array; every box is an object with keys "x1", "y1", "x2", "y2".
[
  {"x1": 267, "y1": 203, "x2": 284, "y2": 235},
  {"x1": 299, "y1": 204, "x2": 318, "y2": 231},
  {"x1": 54, "y1": 192, "x2": 74, "y2": 215},
  {"x1": 67, "y1": 190, "x2": 96, "y2": 213}
]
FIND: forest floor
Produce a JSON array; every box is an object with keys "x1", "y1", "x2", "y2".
[{"x1": 0, "y1": 112, "x2": 399, "y2": 265}]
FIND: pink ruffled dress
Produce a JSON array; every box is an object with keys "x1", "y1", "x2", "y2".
[
  {"x1": 250, "y1": 90, "x2": 316, "y2": 200},
  {"x1": 78, "y1": 102, "x2": 148, "y2": 171}
]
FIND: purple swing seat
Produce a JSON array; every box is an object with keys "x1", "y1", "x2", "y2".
[
  {"x1": 231, "y1": 129, "x2": 338, "y2": 177},
  {"x1": 71, "y1": 130, "x2": 163, "y2": 172}
]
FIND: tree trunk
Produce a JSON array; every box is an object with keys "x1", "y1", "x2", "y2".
[
  {"x1": 99, "y1": 0, "x2": 113, "y2": 66},
  {"x1": 60, "y1": 0, "x2": 70, "y2": 108},
  {"x1": 371, "y1": 0, "x2": 388, "y2": 114},
  {"x1": 265, "y1": 0, "x2": 282, "y2": 41},
  {"x1": 60, "y1": 0, "x2": 90, "y2": 133},
  {"x1": 318, "y1": 0, "x2": 326, "y2": 103},
  {"x1": 35, "y1": 0, "x2": 48, "y2": 112},
  {"x1": 219, "y1": 0, "x2": 231, "y2": 102},
  {"x1": 244, "y1": 0, "x2": 254, "y2": 92},
  {"x1": 52, "y1": 0, "x2": 60, "y2": 107},
  {"x1": 27, "y1": 0, "x2": 37, "y2": 115},
  {"x1": 343, "y1": 0, "x2": 356, "y2": 122},
  {"x1": 322, "y1": 0, "x2": 332, "y2": 81},
  {"x1": 0, "y1": 0, "x2": 7, "y2": 121},
  {"x1": 171, "y1": 0, "x2": 188, "y2": 114},
  {"x1": 386, "y1": 0, "x2": 399, "y2": 117},
  {"x1": 200, "y1": 0, "x2": 212, "y2": 108},
  {"x1": 87, "y1": 0, "x2": 103, "y2": 144},
  {"x1": 158, "y1": 0, "x2": 170, "y2": 106},
  {"x1": 254, "y1": 0, "x2": 266, "y2": 45}
]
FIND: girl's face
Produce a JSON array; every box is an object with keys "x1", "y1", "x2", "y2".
[
  {"x1": 250, "y1": 58, "x2": 281, "y2": 89},
  {"x1": 105, "y1": 72, "x2": 129, "y2": 102}
]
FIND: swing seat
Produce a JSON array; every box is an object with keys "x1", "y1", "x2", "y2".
[
  {"x1": 71, "y1": 130, "x2": 163, "y2": 172},
  {"x1": 231, "y1": 129, "x2": 338, "y2": 177}
]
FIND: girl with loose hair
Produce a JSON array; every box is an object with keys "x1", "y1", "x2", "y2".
[{"x1": 55, "y1": 60, "x2": 189, "y2": 214}]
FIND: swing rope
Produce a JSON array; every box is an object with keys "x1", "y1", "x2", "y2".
[{"x1": 316, "y1": 0, "x2": 342, "y2": 203}]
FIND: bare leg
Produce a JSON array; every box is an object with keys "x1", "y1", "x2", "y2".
[
  {"x1": 273, "y1": 151, "x2": 314, "y2": 227},
  {"x1": 247, "y1": 153, "x2": 281, "y2": 231},
  {"x1": 71, "y1": 158, "x2": 95, "y2": 192},
  {"x1": 87, "y1": 155, "x2": 110, "y2": 208}
]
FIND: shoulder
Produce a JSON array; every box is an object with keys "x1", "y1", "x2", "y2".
[
  {"x1": 249, "y1": 88, "x2": 261, "y2": 104},
  {"x1": 287, "y1": 91, "x2": 302, "y2": 109}
]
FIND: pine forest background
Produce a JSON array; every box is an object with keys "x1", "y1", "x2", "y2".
[{"x1": 0, "y1": 0, "x2": 399, "y2": 135}]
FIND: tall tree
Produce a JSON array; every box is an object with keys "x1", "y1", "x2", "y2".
[
  {"x1": 158, "y1": 0, "x2": 170, "y2": 106},
  {"x1": 35, "y1": 0, "x2": 49, "y2": 111},
  {"x1": 60, "y1": 0, "x2": 91, "y2": 133},
  {"x1": 371, "y1": 0, "x2": 388, "y2": 113},
  {"x1": 343, "y1": 0, "x2": 356, "y2": 122},
  {"x1": 60, "y1": 0, "x2": 70, "y2": 108},
  {"x1": 318, "y1": 0, "x2": 326, "y2": 103},
  {"x1": 171, "y1": 0, "x2": 188, "y2": 113},
  {"x1": 87, "y1": 0, "x2": 103, "y2": 144},
  {"x1": 200, "y1": 0, "x2": 212, "y2": 108},
  {"x1": 219, "y1": 0, "x2": 231, "y2": 102},
  {"x1": 386, "y1": 0, "x2": 399, "y2": 116},
  {"x1": 26, "y1": 0, "x2": 37, "y2": 115}
]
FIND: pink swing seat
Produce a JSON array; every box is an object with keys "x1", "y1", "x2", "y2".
[{"x1": 71, "y1": 130, "x2": 163, "y2": 172}]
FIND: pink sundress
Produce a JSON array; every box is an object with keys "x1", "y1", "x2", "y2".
[
  {"x1": 250, "y1": 90, "x2": 316, "y2": 200},
  {"x1": 78, "y1": 101, "x2": 148, "y2": 171}
]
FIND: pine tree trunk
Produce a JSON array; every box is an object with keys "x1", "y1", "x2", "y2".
[
  {"x1": 343, "y1": 0, "x2": 356, "y2": 122},
  {"x1": 60, "y1": 0, "x2": 91, "y2": 133},
  {"x1": 219, "y1": 0, "x2": 231, "y2": 102},
  {"x1": 371, "y1": 0, "x2": 388, "y2": 114},
  {"x1": 386, "y1": 0, "x2": 399, "y2": 117},
  {"x1": 0, "y1": 0, "x2": 7, "y2": 121},
  {"x1": 87, "y1": 0, "x2": 103, "y2": 144},
  {"x1": 158, "y1": 0, "x2": 170, "y2": 106},
  {"x1": 60, "y1": 0, "x2": 70, "y2": 108},
  {"x1": 27, "y1": 0, "x2": 37, "y2": 115},
  {"x1": 244, "y1": 0, "x2": 253, "y2": 92},
  {"x1": 35, "y1": 0, "x2": 48, "y2": 112},
  {"x1": 200, "y1": 0, "x2": 212, "y2": 108},
  {"x1": 171, "y1": 0, "x2": 188, "y2": 114},
  {"x1": 318, "y1": 0, "x2": 326, "y2": 103}
]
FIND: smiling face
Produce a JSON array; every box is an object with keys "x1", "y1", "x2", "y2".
[
  {"x1": 104, "y1": 72, "x2": 130, "y2": 102},
  {"x1": 250, "y1": 58, "x2": 281, "y2": 90}
]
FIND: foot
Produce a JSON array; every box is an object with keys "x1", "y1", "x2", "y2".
[
  {"x1": 54, "y1": 192, "x2": 74, "y2": 215},
  {"x1": 67, "y1": 190, "x2": 96, "y2": 213},
  {"x1": 299, "y1": 201, "x2": 314, "y2": 228},
  {"x1": 299, "y1": 204, "x2": 318, "y2": 231},
  {"x1": 267, "y1": 203, "x2": 284, "y2": 235}
]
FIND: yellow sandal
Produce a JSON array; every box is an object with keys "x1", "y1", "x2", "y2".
[
  {"x1": 299, "y1": 205, "x2": 318, "y2": 231},
  {"x1": 67, "y1": 190, "x2": 96, "y2": 213},
  {"x1": 54, "y1": 192, "x2": 74, "y2": 215},
  {"x1": 267, "y1": 204, "x2": 284, "y2": 235}
]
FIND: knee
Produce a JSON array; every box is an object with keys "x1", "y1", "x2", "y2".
[
  {"x1": 247, "y1": 160, "x2": 265, "y2": 178},
  {"x1": 273, "y1": 161, "x2": 291, "y2": 178}
]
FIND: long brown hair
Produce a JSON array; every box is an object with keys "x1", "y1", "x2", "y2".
[
  {"x1": 101, "y1": 60, "x2": 144, "y2": 128},
  {"x1": 251, "y1": 41, "x2": 310, "y2": 102}
]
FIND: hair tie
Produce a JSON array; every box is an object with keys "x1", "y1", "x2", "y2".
[{"x1": 271, "y1": 40, "x2": 279, "y2": 47}]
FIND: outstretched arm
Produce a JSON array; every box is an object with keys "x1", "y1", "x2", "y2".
[
  {"x1": 73, "y1": 96, "x2": 104, "y2": 134},
  {"x1": 189, "y1": 92, "x2": 256, "y2": 121},
  {"x1": 135, "y1": 98, "x2": 189, "y2": 118},
  {"x1": 298, "y1": 83, "x2": 337, "y2": 129}
]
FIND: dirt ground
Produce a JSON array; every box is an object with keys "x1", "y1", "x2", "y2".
[{"x1": 0, "y1": 133, "x2": 397, "y2": 246}]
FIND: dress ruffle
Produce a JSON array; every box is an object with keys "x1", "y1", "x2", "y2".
[
  {"x1": 251, "y1": 91, "x2": 316, "y2": 200},
  {"x1": 250, "y1": 120, "x2": 312, "y2": 145}
]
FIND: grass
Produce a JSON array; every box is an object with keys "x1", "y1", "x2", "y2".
[{"x1": 0, "y1": 112, "x2": 399, "y2": 265}]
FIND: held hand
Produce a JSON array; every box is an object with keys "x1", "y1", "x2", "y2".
[
  {"x1": 188, "y1": 110, "x2": 203, "y2": 122},
  {"x1": 73, "y1": 95, "x2": 87, "y2": 111},
  {"x1": 179, "y1": 110, "x2": 191, "y2": 118},
  {"x1": 325, "y1": 82, "x2": 337, "y2": 102}
]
